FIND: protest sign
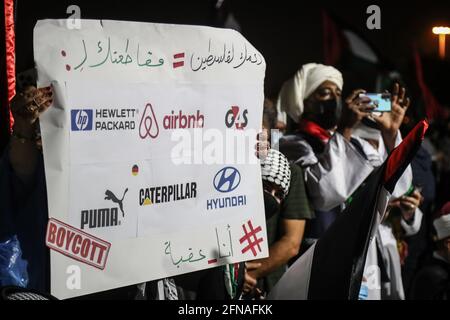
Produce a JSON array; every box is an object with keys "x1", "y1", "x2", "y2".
[{"x1": 34, "y1": 19, "x2": 267, "y2": 299}]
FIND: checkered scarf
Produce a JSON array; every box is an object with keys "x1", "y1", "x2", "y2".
[{"x1": 260, "y1": 149, "x2": 291, "y2": 196}]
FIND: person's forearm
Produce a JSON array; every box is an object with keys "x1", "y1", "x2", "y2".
[
  {"x1": 9, "y1": 121, "x2": 39, "y2": 183},
  {"x1": 382, "y1": 130, "x2": 397, "y2": 154},
  {"x1": 251, "y1": 237, "x2": 300, "y2": 279}
]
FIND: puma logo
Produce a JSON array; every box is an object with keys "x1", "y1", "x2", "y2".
[{"x1": 105, "y1": 188, "x2": 128, "y2": 217}]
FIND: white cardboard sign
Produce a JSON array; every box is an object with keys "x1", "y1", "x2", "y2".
[{"x1": 34, "y1": 19, "x2": 267, "y2": 299}]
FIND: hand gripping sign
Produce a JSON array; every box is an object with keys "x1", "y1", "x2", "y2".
[{"x1": 35, "y1": 19, "x2": 267, "y2": 299}]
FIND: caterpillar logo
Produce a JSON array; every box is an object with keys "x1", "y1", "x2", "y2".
[{"x1": 139, "y1": 182, "x2": 197, "y2": 206}]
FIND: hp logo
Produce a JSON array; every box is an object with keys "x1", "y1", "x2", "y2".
[
  {"x1": 213, "y1": 167, "x2": 241, "y2": 193},
  {"x1": 71, "y1": 109, "x2": 93, "y2": 131}
]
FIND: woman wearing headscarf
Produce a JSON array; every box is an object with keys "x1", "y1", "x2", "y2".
[
  {"x1": 277, "y1": 63, "x2": 412, "y2": 234},
  {"x1": 276, "y1": 63, "x2": 416, "y2": 299}
]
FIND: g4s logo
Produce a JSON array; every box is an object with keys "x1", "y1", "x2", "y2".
[{"x1": 225, "y1": 106, "x2": 248, "y2": 130}]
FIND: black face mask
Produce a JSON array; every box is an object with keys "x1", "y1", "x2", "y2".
[
  {"x1": 263, "y1": 191, "x2": 281, "y2": 220},
  {"x1": 313, "y1": 98, "x2": 342, "y2": 130}
]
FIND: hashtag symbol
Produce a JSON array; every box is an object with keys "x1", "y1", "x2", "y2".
[{"x1": 239, "y1": 220, "x2": 263, "y2": 257}]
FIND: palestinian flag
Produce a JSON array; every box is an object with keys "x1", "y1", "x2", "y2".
[
  {"x1": 413, "y1": 48, "x2": 445, "y2": 121},
  {"x1": 268, "y1": 120, "x2": 429, "y2": 300}
]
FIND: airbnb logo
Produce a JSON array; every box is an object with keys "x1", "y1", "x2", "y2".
[
  {"x1": 139, "y1": 103, "x2": 205, "y2": 140},
  {"x1": 163, "y1": 110, "x2": 204, "y2": 129},
  {"x1": 139, "y1": 103, "x2": 160, "y2": 139}
]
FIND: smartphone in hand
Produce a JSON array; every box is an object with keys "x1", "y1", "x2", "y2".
[{"x1": 359, "y1": 93, "x2": 392, "y2": 112}]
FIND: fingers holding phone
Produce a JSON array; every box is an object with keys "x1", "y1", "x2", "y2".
[
  {"x1": 389, "y1": 187, "x2": 423, "y2": 221},
  {"x1": 338, "y1": 89, "x2": 375, "y2": 135}
]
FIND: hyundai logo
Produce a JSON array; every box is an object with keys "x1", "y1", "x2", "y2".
[{"x1": 213, "y1": 167, "x2": 241, "y2": 193}]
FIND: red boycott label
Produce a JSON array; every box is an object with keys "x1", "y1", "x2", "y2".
[{"x1": 45, "y1": 218, "x2": 111, "y2": 270}]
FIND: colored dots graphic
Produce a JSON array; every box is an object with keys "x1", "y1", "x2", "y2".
[{"x1": 61, "y1": 49, "x2": 71, "y2": 71}]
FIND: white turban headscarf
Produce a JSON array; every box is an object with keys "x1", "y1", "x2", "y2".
[
  {"x1": 434, "y1": 214, "x2": 450, "y2": 241},
  {"x1": 276, "y1": 63, "x2": 344, "y2": 124},
  {"x1": 260, "y1": 149, "x2": 291, "y2": 196},
  {"x1": 434, "y1": 202, "x2": 450, "y2": 241}
]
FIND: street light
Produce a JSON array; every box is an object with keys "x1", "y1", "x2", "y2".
[{"x1": 433, "y1": 26, "x2": 450, "y2": 59}]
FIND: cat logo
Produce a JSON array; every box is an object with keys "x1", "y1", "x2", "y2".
[{"x1": 142, "y1": 197, "x2": 152, "y2": 206}]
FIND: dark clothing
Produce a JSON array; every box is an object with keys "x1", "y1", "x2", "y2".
[
  {"x1": 410, "y1": 255, "x2": 449, "y2": 300},
  {"x1": 280, "y1": 164, "x2": 314, "y2": 221},
  {"x1": 69, "y1": 285, "x2": 141, "y2": 300},
  {"x1": 0, "y1": 148, "x2": 49, "y2": 293},
  {"x1": 304, "y1": 208, "x2": 340, "y2": 239},
  {"x1": 263, "y1": 164, "x2": 313, "y2": 292},
  {"x1": 411, "y1": 147, "x2": 436, "y2": 205},
  {"x1": 167, "y1": 264, "x2": 244, "y2": 300},
  {"x1": 403, "y1": 147, "x2": 436, "y2": 296}
]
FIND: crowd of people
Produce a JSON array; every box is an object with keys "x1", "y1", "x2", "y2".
[{"x1": 0, "y1": 61, "x2": 449, "y2": 300}]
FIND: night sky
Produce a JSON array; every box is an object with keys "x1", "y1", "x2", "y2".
[{"x1": 14, "y1": 0, "x2": 450, "y2": 103}]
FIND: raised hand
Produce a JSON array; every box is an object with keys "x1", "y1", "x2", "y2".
[
  {"x1": 11, "y1": 85, "x2": 53, "y2": 125},
  {"x1": 388, "y1": 190, "x2": 423, "y2": 221},
  {"x1": 255, "y1": 129, "x2": 270, "y2": 160},
  {"x1": 243, "y1": 261, "x2": 262, "y2": 293},
  {"x1": 373, "y1": 83, "x2": 411, "y2": 151},
  {"x1": 337, "y1": 89, "x2": 374, "y2": 140},
  {"x1": 9, "y1": 85, "x2": 53, "y2": 179}
]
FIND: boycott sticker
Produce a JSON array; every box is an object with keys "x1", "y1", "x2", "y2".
[{"x1": 46, "y1": 218, "x2": 111, "y2": 270}]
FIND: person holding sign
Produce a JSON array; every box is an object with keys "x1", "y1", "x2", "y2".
[
  {"x1": 1, "y1": 84, "x2": 274, "y2": 300},
  {"x1": 0, "y1": 85, "x2": 52, "y2": 293},
  {"x1": 242, "y1": 106, "x2": 314, "y2": 298},
  {"x1": 1, "y1": 85, "x2": 142, "y2": 299}
]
